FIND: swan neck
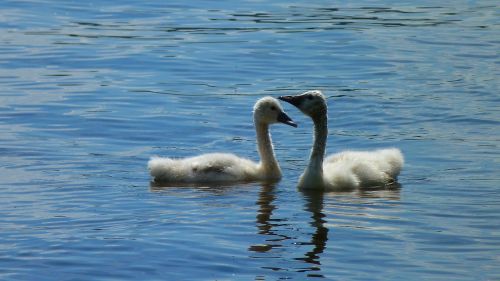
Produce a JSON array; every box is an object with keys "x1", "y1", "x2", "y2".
[
  {"x1": 309, "y1": 114, "x2": 328, "y2": 169},
  {"x1": 255, "y1": 121, "x2": 280, "y2": 176}
]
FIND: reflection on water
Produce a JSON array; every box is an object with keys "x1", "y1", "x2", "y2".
[
  {"x1": 249, "y1": 183, "x2": 285, "y2": 253},
  {"x1": 296, "y1": 190, "x2": 328, "y2": 278},
  {"x1": 149, "y1": 179, "x2": 260, "y2": 191},
  {"x1": 248, "y1": 183, "x2": 403, "y2": 278},
  {"x1": 353, "y1": 183, "x2": 402, "y2": 199}
]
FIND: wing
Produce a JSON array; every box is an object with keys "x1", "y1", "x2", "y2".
[{"x1": 188, "y1": 153, "x2": 258, "y2": 182}]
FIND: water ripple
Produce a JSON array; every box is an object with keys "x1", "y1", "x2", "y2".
[{"x1": 1, "y1": 1, "x2": 499, "y2": 280}]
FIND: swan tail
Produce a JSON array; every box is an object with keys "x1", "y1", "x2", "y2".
[
  {"x1": 148, "y1": 157, "x2": 189, "y2": 182},
  {"x1": 378, "y1": 148, "x2": 404, "y2": 179}
]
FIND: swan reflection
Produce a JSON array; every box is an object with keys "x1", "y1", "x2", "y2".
[
  {"x1": 296, "y1": 190, "x2": 328, "y2": 267},
  {"x1": 250, "y1": 182, "x2": 401, "y2": 278},
  {"x1": 297, "y1": 186, "x2": 402, "y2": 277},
  {"x1": 150, "y1": 178, "x2": 401, "y2": 279},
  {"x1": 248, "y1": 183, "x2": 291, "y2": 253}
]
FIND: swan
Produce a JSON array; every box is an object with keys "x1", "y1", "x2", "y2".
[
  {"x1": 148, "y1": 97, "x2": 297, "y2": 184},
  {"x1": 279, "y1": 90, "x2": 403, "y2": 190}
]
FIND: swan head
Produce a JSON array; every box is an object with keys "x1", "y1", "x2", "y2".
[
  {"x1": 253, "y1": 97, "x2": 297, "y2": 127},
  {"x1": 278, "y1": 90, "x2": 327, "y2": 119}
]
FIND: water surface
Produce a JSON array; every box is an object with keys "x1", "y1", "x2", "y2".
[{"x1": 1, "y1": 1, "x2": 499, "y2": 280}]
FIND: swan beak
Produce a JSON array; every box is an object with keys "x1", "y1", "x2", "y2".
[
  {"x1": 279, "y1": 95, "x2": 303, "y2": 108},
  {"x1": 277, "y1": 111, "x2": 297, "y2": 127}
]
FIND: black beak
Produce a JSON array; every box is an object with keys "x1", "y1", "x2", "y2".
[
  {"x1": 278, "y1": 95, "x2": 303, "y2": 108},
  {"x1": 277, "y1": 111, "x2": 297, "y2": 127}
]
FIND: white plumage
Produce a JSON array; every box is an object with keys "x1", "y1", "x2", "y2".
[
  {"x1": 279, "y1": 90, "x2": 404, "y2": 190},
  {"x1": 148, "y1": 97, "x2": 297, "y2": 184},
  {"x1": 323, "y1": 148, "x2": 404, "y2": 189},
  {"x1": 148, "y1": 153, "x2": 258, "y2": 183}
]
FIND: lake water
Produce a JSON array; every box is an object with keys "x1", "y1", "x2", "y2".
[{"x1": 1, "y1": 1, "x2": 499, "y2": 280}]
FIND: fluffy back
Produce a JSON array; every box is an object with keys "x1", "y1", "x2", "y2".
[
  {"x1": 380, "y1": 148, "x2": 404, "y2": 178},
  {"x1": 148, "y1": 157, "x2": 189, "y2": 181}
]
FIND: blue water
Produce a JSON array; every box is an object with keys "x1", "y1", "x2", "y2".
[{"x1": 1, "y1": 1, "x2": 499, "y2": 280}]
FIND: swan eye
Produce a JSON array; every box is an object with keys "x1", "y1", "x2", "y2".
[{"x1": 270, "y1": 106, "x2": 277, "y2": 111}]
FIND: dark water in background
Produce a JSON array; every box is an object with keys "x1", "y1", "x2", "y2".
[{"x1": 0, "y1": 1, "x2": 499, "y2": 280}]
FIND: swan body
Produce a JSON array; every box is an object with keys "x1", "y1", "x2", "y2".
[
  {"x1": 148, "y1": 97, "x2": 297, "y2": 184},
  {"x1": 279, "y1": 90, "x2": 404, "y2": 190},
  {"x1": 149, "y1": 153, "x2": 259, "y2": 183}
]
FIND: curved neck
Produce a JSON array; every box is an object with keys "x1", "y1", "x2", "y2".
[
  {"x1": 309, "y1": 110, "x2": 328, "y2": 170},
  {"x1": 299, "y1": 109, "x2": 328, "y2": 188},
  {"x1": 255, "y1": 121, "x2": 281, "y2": 178}
]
